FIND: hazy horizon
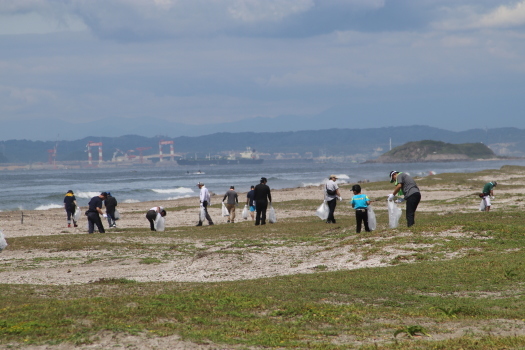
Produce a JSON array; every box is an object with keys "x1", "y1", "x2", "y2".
[{"x1": 1, "y1": 0, "x2": 525, "y2": 137}]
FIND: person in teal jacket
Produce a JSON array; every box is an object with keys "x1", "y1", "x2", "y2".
[{"x1": 350, "y1": 184, "x2": 370, "y2": 233}]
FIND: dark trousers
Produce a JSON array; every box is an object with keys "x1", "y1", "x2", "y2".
[
  {"x1": 198, "y1": 201, "x2": 213, "y2": 224},
  {"x1": 405, "y1": 192, "x2": 421, "y2": 227},
  {"x1": 355, "y1": 209, "x2": 370, "y2": 233},
  {"x1": 326, "y1": 198, "x2": 337, "y2": 223},
  {"x1": 106, "y1": 210, "x2": 116, "y2": 227},
  {"x1": 146, "y1": 210, "x2": 157, "y2": 231},
  {"x1": 66, "y1": 207, "x2": 76, "y2": 224},
  {"x1": 255, "y1": 201, "x2": 268, "y2": 225},
  {"x1": 87, "y1": 212, "x2": 105, "y2": 233}
]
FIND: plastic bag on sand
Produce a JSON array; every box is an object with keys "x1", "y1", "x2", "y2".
[
  {"x1": 0, "y1": 230, "x2": 8, "y2": 252},
  {"x1": 315, "y1": 201, "x2": 329, "y2": 220},
  {"x1": 388, "y1": 201, "x2": 402, "y2": 228},
  {"x1": 367, "y1": 206, "x2": 377, "y2": 231},
  {"x1": 242, "y1": 205, "x2": 249, "y2": 220},
  {"x1": 479, "y1": 199, "x2": 486, "y2": 211},
  {"x1": 114, "y1": 209, "x2": 120, "y2": 220},
  {"x1": 268, "y1": 205, "x2": 277, "y2": 223},
  {"x1": 73, "y1": 207, "x2": 81, "y2": 222},
  {"x1": 199, "y1": 206, "x2": 206, "y2": 222},
  {"x1": 155, "y1": 213, "x2": 165, "y2": 232},
  {"x1": 222, "y1": 202, "x2": 229, "y2": 217}
]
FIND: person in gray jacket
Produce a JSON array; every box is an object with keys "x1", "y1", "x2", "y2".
[
  {"x1": 222, "y1": 186, "x2": 238, "y2": 223},
  {"x1": 388, "y1": 171, "x2": 421, "y2": 227}
]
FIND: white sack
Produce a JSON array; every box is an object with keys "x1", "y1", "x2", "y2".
[
  {"x1": 367, "y1": 207, "x2": 377, "y2": 231},
  {"x1": 388, "y1": 201, "x2": 402, "y2": 229},
  {"x1": 222, "y1": 202, "x2": 229, "y2": 217},
  {"x1": 315, "y1": 201, "x2": 329, "y2": 220},
  {"x1": 114, "y1": 209, "x2": 120, "y2": 220},
  {"x1": 73, "y1": 207, "x2": 81, "y2": 222},
  {"x1": 0, "y1": 230, "x2": 7, "y2": 252},
  {"x1": 199, "y1": 206, "x2": 206, "y2": 222},
  {"x1": 155, "y1": 213, "x2": 165, "y2": 232},
  {"x1": 268, "y1": 205, "x2": 277, "y2": 223},
  {"x1": 479, "y1": 199, "x2": 486, "y2": 211},
  {"x1": 242, "y1": 205, "x2": 249, "y2": 220}
]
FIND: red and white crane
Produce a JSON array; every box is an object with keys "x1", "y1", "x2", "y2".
[
  {"x1": 158, "y1": 140, "x2": 175, "y2": 162},
  {"x1": 87, "y1": 141, "x2": 103, "y2": 165}
]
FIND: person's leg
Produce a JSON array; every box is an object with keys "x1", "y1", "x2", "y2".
[
  {"x1": 250, "y1": 206, "x2": 255, "y2": 220},
  {"x1": 363, "y1": 209, "x2": 370, "y2": 232},
  {"x1": 204, "y1": 203, "x2": 213, "y2": 225},
  {"x1": 87, "y1": 213, "x2": 96, "y2": 234},
  {"x1": 255, "y1": 207, "x2": 261, "y2": 225},
  {"x1": 66, "y1": 210, "x2": 72, "y2": 226},
  {"x1": 405, "y1": 192, "x2": 421, "y2": 227},
  {"x1": 355, "y1": 210, "x2": 362, "y2": 233},
  {"x1": 146, "y1": 211, "x2": 156, "y2": 230},
  {"x1": 484, "y1": 196, "x2": 491, "y2": 212},
  {"x1": 94, "y1": 216, "x2": 105, "y2": 233},
  {"x1": 327, "y1": 199, "x2": 336, "y2": 223},
  {"x1": 230, "y1": 205, "x2": 236, "y2": 223}
]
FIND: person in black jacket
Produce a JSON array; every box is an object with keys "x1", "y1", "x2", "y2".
[
  {"x1": 86, "y1": 192, "x2": 107, "y2": 234},
  {"x1": 104, "y1": 192, "x2": 118, "y2": 228},
  {"x1": 63, "y1": 190, "x2": 78, "y2": 228},
  {"x1": 253, "y1": 177, "x2": 272, "y2": 226}
]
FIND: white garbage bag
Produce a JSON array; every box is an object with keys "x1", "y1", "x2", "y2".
[
  {"x1": 367, "y1": 206, "x2": 377, "y2": 231},
  {"x1": 222, "y1": 202, "x2": 229, "y2": 217},
  {"x1": 315, "y1": 201, "x2": 329, "y2": 220},
  {"x1": 114, "y1": 209, "x2": 120, "y2": 220},
  {"x1": 388, "y1": 201, "x2": 402, "y2": 228},
  {"x1": 0, "y1": 230, "x2": 7, "y2": 252},
  {"x1": 242, "y1": 205, "x2": 249, "y2": 220},
  {"x1": 268, "y1": 205, "x2": 277, "y2": 223},
  {"x1": 479, "y1": 199, "x2": 486, "y2": 211},
  {"x1": 73, "y1": 207, "x2": 81, "y2": 222},
  {"x1": 155, "y1": 213, "x2": 165, "y2": 232},
  {"x1": 199, "y1": 206, "x2": 206, "y2": 222}
]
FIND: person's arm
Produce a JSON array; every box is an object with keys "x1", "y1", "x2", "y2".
[
  {"x1": 96, "y1": 206, "x2": 104, "y2": 215},
  {"x1": 223, "y1": 193, "x2": 227, "y2": 202},
  {"x1": 235, "y1": 193, "x2": 238, "y2": 204},
  {"x1": 268, "y1": 188, "x2": 272, "y2": 203},
  {"x1": 246, "y1": 194, "x2": 249, "y2": 205},
  {"x1": 393, "y1": 183, "x2": 403, "y2": 196}
]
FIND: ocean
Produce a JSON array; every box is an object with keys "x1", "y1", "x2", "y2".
[{"x1": 2, "y1": 159, "x2": 525, "y2": 212}]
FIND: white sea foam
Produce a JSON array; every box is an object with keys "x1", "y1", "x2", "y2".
[
  {"x1": 123, "y1": 199, "x2": 140, "y2": 204},
  {"x1": 35, "y1": 204, "x2": 63, "y2": 211},
  {"x1": 153, "y1": 187, "x2": 194, "y2": 194},
  {"x1": 301, "y1": 182, "x2": 322, "y2": 187},
  {"x1": 167, "y1": 195, "x2": 193, "y2": 200},
  {"x1": 75, "y1": 191, "x2": 101, "y2": 199}
]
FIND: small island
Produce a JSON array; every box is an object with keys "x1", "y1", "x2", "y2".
[{"x1": 366, "y1": 140, "x2": 497, "y2": 163}]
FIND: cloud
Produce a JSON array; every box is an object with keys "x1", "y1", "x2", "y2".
[{"x1": 476, "y1": 1, "x2": 525, "y2": 28}]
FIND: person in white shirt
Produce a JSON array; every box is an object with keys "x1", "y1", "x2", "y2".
[
  {"x1": 196, "y1": 182, "x2": 214, "y2": 226},
  {"x1": 146, "y1": 206, "x2": 166, "y2": 231},
  {"x1": 325, "y1": 175, "x2": 342, "y2": 224}
]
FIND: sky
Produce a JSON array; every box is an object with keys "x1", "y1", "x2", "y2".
[{"x1": 1, "y1": 0, "x2": 525, "y2": 136}]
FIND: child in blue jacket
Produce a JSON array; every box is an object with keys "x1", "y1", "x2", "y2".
[{"x1": 350, "y1": 184, "x2": 371, "y2": 233}]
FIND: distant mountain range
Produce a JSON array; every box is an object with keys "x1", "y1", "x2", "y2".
[{"x1": 1, "y1": 126, "x2": 524, "y2": 164}]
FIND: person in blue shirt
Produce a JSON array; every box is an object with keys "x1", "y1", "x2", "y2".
[{"x1": 350, "y1": 184, "x2": 371, "y2": 233}]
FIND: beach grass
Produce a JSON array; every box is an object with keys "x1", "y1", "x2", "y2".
[{"x1": 2, "y1": 167, "x2": 525, "y2": 348}]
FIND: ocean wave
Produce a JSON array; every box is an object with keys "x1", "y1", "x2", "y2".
[
  {"x1": 167, "y1": 195, "x2": 194, "y2": 200},
  {"x1": 123, "y1": 199, "x2": 140, "y2": 203},
  {"x1": 75, "y1": 191, "x2": 102, "y2": 199},
  {"x1": 301, "y1": 182, "x2": 322, "y2": 187},
  {"x1": 152, "y1": 187, "x2": 194, "y2": 194},
  {"x1": 35, "y1": 203, "x2": 64, "y2": 211}
]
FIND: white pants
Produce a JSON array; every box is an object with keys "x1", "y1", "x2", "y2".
[{"x1": 483, "y1": 195, "x2": 492, "y2": 207}]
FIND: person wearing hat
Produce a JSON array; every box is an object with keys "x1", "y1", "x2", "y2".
[
  {"x1": 104, "y1": 192, "x2": 118, "y2": 228},
  {"x1": 146, "y1": 206, "x2": 167, "y2": 231},
  {"x1": 388, "y1": 171, "x2": 421, "y2": 227},
  {"x1": 196, "y1": 182, "x2": 214, "y2": 226},
  {"x1": 222, "y1": 186, "x2": 239, "y2": 223},
  {"x1": 253, "y1": 177, "x2": 272, "y2": 225},
  {"x1": 481, "y1": 181, "x2": 497, "y2": 212},
  {"x1": 63, "y1": 190, "x2": 78, "y2": 228},
  {"x1": 325, "y1": 175, "x2": 341, "y2": 224},
  {"x1": 86, "y1": 192, "x2": 108, "y2": 234}
]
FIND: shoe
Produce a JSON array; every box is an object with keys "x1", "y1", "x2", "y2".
[
  {"x1": 209, "y1": 222, "x2": 214, "y2": 225},
  {"x1": 196, "y1": 222, "x2": 203, "y2": 226},
  {"x1": 326, "y1": 221, "x2": 331, "y2": 224},
  {"x1": 74, "y1": 224, "x2": 78, "y2": 227},
  {"x1": 68, "y1": 224, "x2": 71, "y2": 228},
  {"x1": 227, "y1": 220, "x2": 230, "y2": 223}
]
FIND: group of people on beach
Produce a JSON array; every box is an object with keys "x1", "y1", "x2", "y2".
[{"x1": 63, "y1": 170, "x2": 498, "y2": 234}]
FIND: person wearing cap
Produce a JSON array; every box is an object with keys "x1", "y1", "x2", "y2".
[
  {"x1": 246, "y1": 185, "x2": 256, "y2": 221},
  {"x1": 325, "y1": 175, "x2": 341, "y2": 224},
  {"x1": 481, "y1": 181, "x2": 497, "y2": 212},
  {"x1": 253, "y1": 177, "x2": 272, "y2": 225},
  {"x1": 86, "y1": 192, "x2": 108, "y2": 234},
  {"x1": 388, "y1": 171, "x2": 421, "y2": 227},
  {"x1": 196, "y1": 182, "x2": 214, "y2": 226},
  {"x1": 63, "y1": 190, "x2": 78, "y2": 228},
  {"x1": 222, "y1": 186, "x2": 239, "y2": 223},
  {"x1": 104, "y1": 192, "x2": 118, "y2": 228},
  {"x1": 350, "y1": 184, "x2": 371, "y2": 233},
  {"x1": 146, "y1": 206, "x2": 167, "y2": 231}
]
